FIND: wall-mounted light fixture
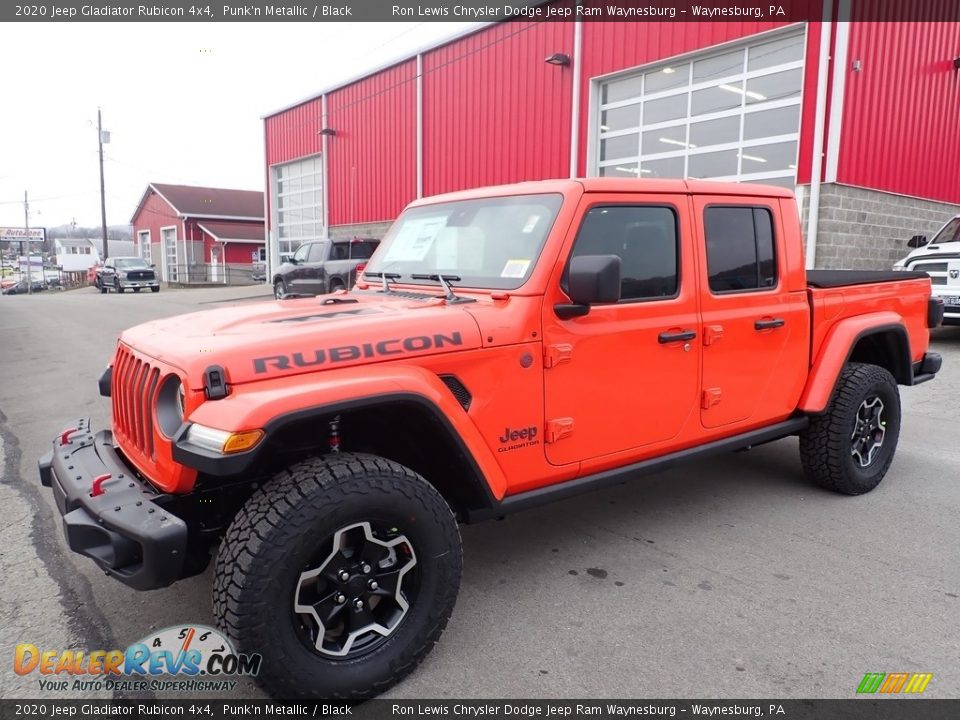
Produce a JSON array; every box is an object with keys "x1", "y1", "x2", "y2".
[
  {"x1": 544, "y1": 53, "x2": 571, "y2": 67},
  {"x1": 318, "y1": 128, "x2": 337, "y2": 136}
]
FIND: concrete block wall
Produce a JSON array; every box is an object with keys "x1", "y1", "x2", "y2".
[
  {"x1": 803, "y1": 184, "x2": 959, "y2": 270},
  {"x1": 328, "y1": 221, "x2": 393, "y2": 241}
]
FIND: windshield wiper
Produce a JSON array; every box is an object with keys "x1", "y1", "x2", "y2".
[
  {"x1": 363, "y1": 271, "x2": 401, "y2": 293},
  {"x1": 410, "y1": 273, "x2": 464, "y2": 303}
]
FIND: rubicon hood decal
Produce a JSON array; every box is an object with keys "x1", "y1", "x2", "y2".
[{"x1": 253, "y1": 331, "x2": 464, "y2": 374}]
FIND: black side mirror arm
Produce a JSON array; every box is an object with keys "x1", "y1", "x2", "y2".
[{"x1": 554, "y1": 303, "x2": 590, "y2": 320}]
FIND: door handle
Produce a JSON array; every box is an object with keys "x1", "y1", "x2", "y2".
[
  {"x1": 754, "y1": 317, "x2": 785, "y2": 330},
  {"x1": 658, "y1": 329, "x2": 697, "y2": 344}
]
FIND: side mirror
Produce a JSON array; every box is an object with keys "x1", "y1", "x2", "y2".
[
  {"x1": 556, "y1": 255, "x2": 621, "y2": 320},
  {"x1": 907, "y1": 235, "x2": 928, "y2": 248},
  {"x1": 150, "y1": 263, "x2": 156, "y2": 268},
  {"x1": 288, "y1": 257, "x2": 298, "y2": 265}
]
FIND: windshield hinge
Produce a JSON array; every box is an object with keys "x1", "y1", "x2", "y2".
[{"x1": 543, "y1": 343, "x2": 572, "y2": 369}]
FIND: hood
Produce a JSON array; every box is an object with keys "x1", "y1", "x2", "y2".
[{"x1": 120, "y1": 292, "x2": 483, "y2": 387}]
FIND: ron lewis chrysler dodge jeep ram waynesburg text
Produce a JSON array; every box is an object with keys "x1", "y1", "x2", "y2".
[{"x1": 39, "y1": 179, "x2": 942, "y2": 699}]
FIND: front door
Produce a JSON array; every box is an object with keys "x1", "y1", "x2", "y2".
[
  {"x1": 542, "y1": 195, "x2": 701, "y2": 467},
  {"x1": 693, "y1": 198, "x2": 809, "y2": 429}
]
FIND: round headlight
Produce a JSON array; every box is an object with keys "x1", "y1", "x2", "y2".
[{"x1": 157, "y1": 375, "x2": 185, "y2": 438}]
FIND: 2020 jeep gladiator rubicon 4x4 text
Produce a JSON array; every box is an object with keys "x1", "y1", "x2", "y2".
[{"x1": 39, "y1": 179, "x2": 942, "y2": 699}]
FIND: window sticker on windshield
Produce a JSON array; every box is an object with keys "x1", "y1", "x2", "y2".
[
  {"x1": 522, "y1": 215, "x2": 541, "y2": 234},
  {"x1": 501, "y1": 259, "x2": 531, "y2": 278},
  {"x1": 383, "y1": 216, "x2": 446, "y2": 262}
]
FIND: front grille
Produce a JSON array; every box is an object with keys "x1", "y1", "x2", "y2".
[
  {"x1": 126, "y1": 270, "x2": 155, "y2": 281},
  {"x1": 112, "y1": 345, "x2": 160, "y2": 460}
]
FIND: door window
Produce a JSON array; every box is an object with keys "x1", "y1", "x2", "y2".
[
  {"x1": 567, "y1": 205, "x2": 679, "y2": 301},
  {"x1": 292, "y1": 243, "x2": 312, "y2": 263},
  {"x1": 704, "y1": 206, "x2": 776, "y2": 292},
  {"x1": 308, "y1": 242, "x2": 328, "y2": 262}
]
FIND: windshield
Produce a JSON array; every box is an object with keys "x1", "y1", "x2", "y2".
[
  {"x1": 365, "y1": 193, "x2": 563, "y2": 290},
  {"x1": 115, "y1": 258, "x2": 148, "y2": 268},
  {"x1": 931, "y1": 217, "x2": 960, "y2": 245}
]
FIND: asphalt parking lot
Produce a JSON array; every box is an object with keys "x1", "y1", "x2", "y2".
[{"x1": 1, "y1": 285, "x2": 958, "y2": 700}]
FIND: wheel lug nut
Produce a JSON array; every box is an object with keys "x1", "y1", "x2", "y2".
[
  {"x1": 334, "y1": 593, "x2": 345, "y2": 604},
  {"x1": 361, "y1": 563, "x2": 371, "y2": 574},
  {"x1": 353, "y1": 599, "x2": 364, "y2": 610},
  {"x1": 338, "y1": 570, "x2": 350, "y2": 582},
  {"x1": 368, "y1": 580, "x2": 379, "y2": 591}
]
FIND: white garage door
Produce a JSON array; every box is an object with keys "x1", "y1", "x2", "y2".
[{"x1": 595, "y1": 30, "x2": 805, "y2": 189}]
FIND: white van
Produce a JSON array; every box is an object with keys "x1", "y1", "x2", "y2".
[{"x1": 894, "y1": 215, "x2": 960, "y2": 325}]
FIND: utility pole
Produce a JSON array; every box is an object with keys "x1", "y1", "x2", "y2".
[
  {"x1": 98, "y1": 107, "x2": 109, "y2": 260},
  {"x1": 24, "y1": 190, "x2": 32, "y2": 295}
]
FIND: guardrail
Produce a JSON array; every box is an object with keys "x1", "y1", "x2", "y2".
[{"x1": 168, "y1": 263, "x2": 265, "y2": 286}]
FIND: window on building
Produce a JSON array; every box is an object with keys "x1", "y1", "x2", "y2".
[
  {"x1": 704, "y1": 206, "x2": 776, "y2": 292},
  {"x1": 596, "y1": 31, "x2": 804, "y2": 189},
  {"x1": 274, "y1": 155, "x2": 323, "y2": 259},
  {"x1": 568, "y1": 205, "x2": 679, "y2": 301}
]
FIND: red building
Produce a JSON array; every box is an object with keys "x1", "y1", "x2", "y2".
[
  {"x1": 131, "y1": 183, "x2": 265, "y2": 284},
  {"x1": 263, "y1": 8, "x2": 960, "y2": 273}
]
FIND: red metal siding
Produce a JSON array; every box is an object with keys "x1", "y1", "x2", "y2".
[
  {"x1": 264, "y1": 98, "x2": 323, "y2": 167},
  {"x1": 837, "y1": 16, "x2": 960, "y2": 203},
  {"x1": 326, "y1": 60, "x2": 417, "y2": 225},
  {"x1": 422, "y1": 21, "x2": 574, "y2": 196},
  {"x1": 576, "y1": 20, "x2": 798, "y2": 177}
]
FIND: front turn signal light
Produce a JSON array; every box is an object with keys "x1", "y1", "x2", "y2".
[
  {"x1": 222, "y1": 429, "x2": 265, "y2": 454},
  {"x1": 186, "y1": 424, "x2": 264, "y2": 454}
]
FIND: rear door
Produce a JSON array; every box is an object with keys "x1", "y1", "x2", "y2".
[
  {"x1": 693, "y1": 197, "x2": 808, "y2": 429},
  {"x1": 541, "y1": 193, "x2": 701, "y2": 466}
]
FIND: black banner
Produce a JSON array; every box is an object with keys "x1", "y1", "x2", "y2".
[
  {"x1": 5, "y1": 0, "x2": 960, "y2": 23},
  {"x1": 1, "y1": 700, "x2": 959, "y2": 720}
]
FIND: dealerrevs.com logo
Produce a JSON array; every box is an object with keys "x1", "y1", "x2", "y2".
[
  {"x1": 856, "y1": 672, "x2": 933, "y2": 694},
  {"x1": 14, "y1": 625, "x2": 261, "y2": 693}
]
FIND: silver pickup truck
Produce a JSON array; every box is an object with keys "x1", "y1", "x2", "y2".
[{"x1": 894, "y1": 214, "x2": 960, "y2": 325}]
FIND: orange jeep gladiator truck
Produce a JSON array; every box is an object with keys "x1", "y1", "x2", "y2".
[{"x1": 39, "y1": 179, "x2": 943, "y2": 698}]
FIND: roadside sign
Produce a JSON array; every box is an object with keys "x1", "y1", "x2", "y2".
[{"x1": 1, "y1": 227, "x2": 45, "y2": 241}]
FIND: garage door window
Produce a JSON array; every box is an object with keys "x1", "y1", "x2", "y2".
[
  {"x1": 273, "y1": 155, "x2": 324, "y2": 258},
  {"x1": 596, "y1": 31, "x2": 804, "y2": 189}
]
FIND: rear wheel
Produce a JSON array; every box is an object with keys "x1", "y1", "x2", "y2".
[
  {"x1": 329, "y1": 279, "x2": 345, "y2": 293},
  {"x1": 799, "y1": 362, "x2": 901, "y2": 495},
  {"x1": 213, "y1": 453, "x2": 462, "y2": 699}
]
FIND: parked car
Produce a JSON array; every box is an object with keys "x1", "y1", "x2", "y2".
[
  {"x1": 96, "y1": 257, "x2": 160, "y2": 294},
  {"x1": 88, "y1": 263, "x2": 103, "y2": 287},
  {"x1": 893, "y1": 214, "x2": 960, "y2": 324},
  {"x1": 272, "y1": 238, "x2": 379, "y2": 299},
  {"x1": 2, "y1": 279, "x2": 47, "y2": 295},
  {"x1": 40, "y1": 179, "x2": 941, "y2": 700}
]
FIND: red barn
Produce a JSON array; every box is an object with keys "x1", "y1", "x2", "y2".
[
  {"x1": 130, "y1": 183, "x2": 265, "y2": 285},
  {"x1": 263, "y1": 5, "x2": 960, "y2": 275}
]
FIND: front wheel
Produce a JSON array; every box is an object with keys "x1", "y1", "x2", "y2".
[
  {"x1": 151, "y1": 286, "x2": 160, "y2": 293},
  {"x1": 799, "y1": 362, "x2": 901, "y2": 495},
  {"x1": 213, "y1": 453, "x2": 462, "y2": 699},
  {"x1": 274, "y1": 280, "x2": 286, "y2": 299},
  {"x1": 114, "y1": 279, "x2": 124, "y2": 294}
]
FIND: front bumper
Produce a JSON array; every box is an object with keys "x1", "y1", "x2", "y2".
[
  {"x1": 118, "y1": 278, "x2": 160, "y2": 289},
  {"x1": 38, "y1": 420, "x2": 187, "y2": 590}
]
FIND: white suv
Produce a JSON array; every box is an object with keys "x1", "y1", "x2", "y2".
[{"x1": 894, "y1": 215, "x2": 960, "y2": 325}]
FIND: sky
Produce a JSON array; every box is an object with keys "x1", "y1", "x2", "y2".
[{"x1": 0, "y1": 21, "x2": 480, "y2": 230}]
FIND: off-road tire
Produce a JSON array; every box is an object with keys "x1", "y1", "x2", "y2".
[
  {"x1": 213, "y1": 453, "x2": 462, "y2": 699},
  {"x1": 274, "y1": 280, "x2": 286, "y2": 299},
  {"x1": 799, "y1": 362, "x2": 901, "y2": 495}
]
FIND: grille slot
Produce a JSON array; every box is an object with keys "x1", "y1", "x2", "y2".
[
  {"x1": 913, "y1": 262, "x2": 948, "y2": 272},
  {"x1": 112, "y1": 346, "x2": 158, "y2": 458},
  {"x1": 439, "y1": 375, "x2": 472, "y2": 411}
]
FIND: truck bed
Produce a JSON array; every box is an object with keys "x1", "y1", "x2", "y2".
[{"x1": 807, "y1": 269, "x2": 928, "y2": 288}]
